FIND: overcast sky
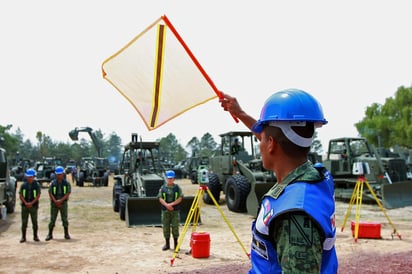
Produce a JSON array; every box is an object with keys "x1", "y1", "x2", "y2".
[{"x1": 1, "y1": 1, "x2": 411, "y2": 153}]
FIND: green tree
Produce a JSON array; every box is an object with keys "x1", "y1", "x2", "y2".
[
  {"x1": 159, "y1": 133, "x2": 187, "y2": 164},
  {"x1": 186, "y1": 137, "x2": 200, "y2": 156},
  {"x1": 356, "y1": 85, "x2": 412, "y2": 148},
  {"x1": 199, "y1": 133, "x2": 217, "y2": 157}
]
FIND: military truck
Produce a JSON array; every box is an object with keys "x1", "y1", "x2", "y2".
[
  {"x1": 112, "y1": 134, "x2": 198, "y2": 226},
  {"x1": 35, "y1": 156, "x2": 63, "y2": 188},
  {"x1": 0, "y1": 144, "x2": 17, "y2": 219},
  {"x1": 322, "y1": 137, "x2": 412, "y2": 208},
  {"x1": 205, "y1": 131, "x2": 276, "y2": 216},
  {"x1": 77, "y1": 157, "x2": 109, "y2": 187}
]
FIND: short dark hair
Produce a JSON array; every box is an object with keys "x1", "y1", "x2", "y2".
[{"x1": 264, "y1": 122, "x2": 314, "y2": 156}]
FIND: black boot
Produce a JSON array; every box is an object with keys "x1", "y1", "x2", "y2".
[
  {"x1": 64, "y1": 227, "x2": 71, "y2": 240},
  {"x1": 33, "y1": 228, "x2": 40, "y2": 242},
  {"x1": 162, "y1": 238, "x2": 170, "y2": 251},
  {"x1": 45, "y1": 228, "x2": 53, "y2": 241},
  {"x1": 20, "y1": 229, "x2": 26, "y2": 243},
  {"x1": 174, "y1": 238, "x2": 179, "y2": 251}
]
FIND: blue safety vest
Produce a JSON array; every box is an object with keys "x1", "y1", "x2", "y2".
[{"x1": 249, "y1": 168, "x2": 338, "y2": 274}]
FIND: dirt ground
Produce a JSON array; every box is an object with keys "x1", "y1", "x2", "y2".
[{"x1": 1, "y1": 175, "x2": 412, "y2": 274}]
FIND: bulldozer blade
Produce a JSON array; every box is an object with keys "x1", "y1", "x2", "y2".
[
  {"x1": 382, "y1": 181, "x2": 412, "y2": 209},
  {"x1": 247, "y1": 180, "x2": 274, "y2": 217},
  {"x1": 125, "y1": 196, "x2": 200, "y2": 227}
]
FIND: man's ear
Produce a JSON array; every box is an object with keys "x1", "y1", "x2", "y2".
[{"x1": 267, "y1": 135, "x2": 277, "y2": 154}]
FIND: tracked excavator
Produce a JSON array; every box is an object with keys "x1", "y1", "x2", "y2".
[{"x1": 112, "y1": 134, "x2": 198, "y2": 226}]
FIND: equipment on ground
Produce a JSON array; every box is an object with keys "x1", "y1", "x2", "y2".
[
  {"x1": 322, "y1": 137, "x2": 412, "y2": 209},
  {"x1": 0, "y1": 141, "x2": 17, "y2": 218},
  {"x1": 341, "y1": 162, "x2": 401, "y2": 242},
  {"x1": 35, "y1": 156, "x2": 63, "y2": 188},
  {"x1": 112, "y1": 133, "x2": 197, "y2": 226},
  {"x1": 205, "y1": 131, "x2": 276, "y2": 217},
  {"x1": 170, "y1": 184, "x2": 249, "y2": 266}
]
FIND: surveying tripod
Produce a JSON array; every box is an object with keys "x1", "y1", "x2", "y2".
[
  {"x1": 341, "y1": 175, "x2": 402, "y2": 242},
  {"x1": 170, "y1": 185, "x2": 250, "y2": 266}
]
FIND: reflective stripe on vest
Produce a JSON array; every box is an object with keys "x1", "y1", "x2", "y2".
[{"x1": 53, "y1": 185, "x2": 67, "y2": 195}]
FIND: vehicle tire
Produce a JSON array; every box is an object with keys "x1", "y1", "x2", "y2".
[
  {"x1": 112, "y1": 179, "x2": 122, "y2": 212},
  {"x1": 6, "y1": 177, "x2": 16, "y2": 213},
  {"x1": 203, "y1": 173, "x2": 221, "y2": 205},
  {"x1": 78, "y1": 172, "x2": 85, "y2": 187},
  {"x1": 225, "y1": 175, "x2": 250, "y2": 213},
  {"x1": 119, "y1": 192, "x2": 129, "y2": 221},
  {"x1": 190, "y1": 170, "x2": 198, "y2": 184},
  {"x1": 103, "y1": 172, "x2": 109, "y2": 187}
]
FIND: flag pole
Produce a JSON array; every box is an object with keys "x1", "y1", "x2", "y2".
[{"x1": 161, "y1": 15, "x2": 239, "y2": 123}]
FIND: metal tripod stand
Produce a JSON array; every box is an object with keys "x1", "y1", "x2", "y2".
[
  {"x1": 170, "y1": 185, "x2": 250, "y2": 266},
  {"x1": 341, "y1": 174, "x2": 402, "y2": 242}
]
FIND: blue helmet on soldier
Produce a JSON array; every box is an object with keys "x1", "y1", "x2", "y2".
[
  {"x1": 165, "y1": 170, "x2": 175, "y2": 179},
  {"x1": 55, "y1": 166, "x2": 65, "y2": 175},
  {"x1": 25, "y1": 168, "x2": 36, "y2": 177}
]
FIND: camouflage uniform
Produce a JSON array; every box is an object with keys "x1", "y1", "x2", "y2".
[
  {"x1": 250, "y1": 161, "x2": 338, "y2": 273},
  {"x1": 46, "y1": 178, "x2": 71, "y2": 239},
  {"x1": 19, "y1": 179, "x2": 41, "y2": 242}
]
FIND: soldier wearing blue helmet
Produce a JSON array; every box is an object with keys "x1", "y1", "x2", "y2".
[
  {"x1": 220, "y1": 89, "x2": 338, "y2": 274},
  {"x1": 158, "y1": 170, "x2": 183, "y2": 251},
  {"x1": 45, "y1": 165, "x2": 72, "y2": 241},
  {"x1": 19, "y1": 168, "x2": 41, "y2": 243}
]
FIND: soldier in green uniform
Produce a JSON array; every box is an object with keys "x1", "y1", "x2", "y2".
[
  {"x1": 45, "y1": 166, "x2": 71, "y2": 241},
  {"x1": 19, "y1": 168, "x2": 41, "y2": 243},
  {"x1": 158, "y1": 170, "x2": 183, "y2": 251},
  {"x1": 220, "y1": 89, "x2": 338, "y2": 273}
]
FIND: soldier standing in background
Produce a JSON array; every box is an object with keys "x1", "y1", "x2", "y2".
[
  {"x1": 45, "y1": 166, "x2": 71, "y2": 241},
  {"x1": 158, "y1": 170, "x2": 183, "y2": 251},
  {"x1": 19, "y1": 168, "x2": 41, "y2": 243}
]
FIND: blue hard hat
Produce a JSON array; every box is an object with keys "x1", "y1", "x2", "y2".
[
  {"x1": 55, "y1": 166, "x2": 65, "y2": 175},
  {"x1": 25, "y1": 168, "x2": 36, "y2": 177},
  {"x1": 251, "y1": 89, "x2": 328, "y2": 134},
  {"x1": 165, "y1": 170, "x2": 175, "y2": 179}
]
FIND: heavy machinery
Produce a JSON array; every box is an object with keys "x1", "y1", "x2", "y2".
[
  {"x1": 112, "y1": 134, "x2": 198, "y2": 226},
  {"x1": 205, "y1": 131, "x2": 276, "y2": 217},
  {"x1": 322, "y1": 137, "x2": 412, "y2": 209},
  {"x1": 69, "y1": 127, "x2": 103, "y2": 157},
  {"x1": 77, "y1": 156, "x2": 109, "y2": 187},
  {"x1": 0, "y1": 140, "x2": 17, "y2": 218},
  {"x1": 35, "y1": 156, "x2": 63, "y2": 187},
  {"x1": 69, "y1": 127, "x2": 109, "y2": 187}
]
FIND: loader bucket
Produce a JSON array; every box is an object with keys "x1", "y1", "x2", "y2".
[
  {"x1": 125, "y1": 196, "x2": 200, "y2": 227},
  {"x1": 246, "y1": 177, "x2": 275, "y2": 217},
  {"x1": 382, "y1": 181, "x2": 412, "y2": 209}
]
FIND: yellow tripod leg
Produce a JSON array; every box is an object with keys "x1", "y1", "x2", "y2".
[
  {"x1": 364, "y1": 180, "x2": 402, "y2": 240},
  {"x1": 353, "y1": 179, "x2": 364, "y2": 243},
  {"x1": 341, "y1": 180, "x2": 359, "y2": 232},
  {"x1": 206, "y1": 187, "x2": 250, "y2": 259},
  {"x1": 170, "y1": 187, "x2": 204, "y2": 266}
]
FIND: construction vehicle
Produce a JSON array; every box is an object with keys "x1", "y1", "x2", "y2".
[
  {"x1": 0, "y1": 140, "x2": 17, "y2": 219},
  {"x1": 205, "y1": 131, "x2": 276, "y2": 217},
  {"x1": 77, "y1": 156, "x2": 109, "y2": 187},
  {"x1": 69, "y1": 127, "x2": 109, "y2": 187},
  {"x1": 322, "y1": 137, "x2": 412, "y2": 209},
  {"x1": 35, "y1": 156, "x2": 63, "y2": 187},
  {"x1": 112, "y1": 134, "x2": 198, "y2": 226}
]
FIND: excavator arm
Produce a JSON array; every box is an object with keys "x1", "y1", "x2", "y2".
[{"x1": 69, "y1": 127, "x2": 103, "y2": 157}]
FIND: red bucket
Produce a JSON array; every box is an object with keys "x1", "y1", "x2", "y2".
[{"x1": 190, "y1": 231, "x2": 210, "y2": 258}]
